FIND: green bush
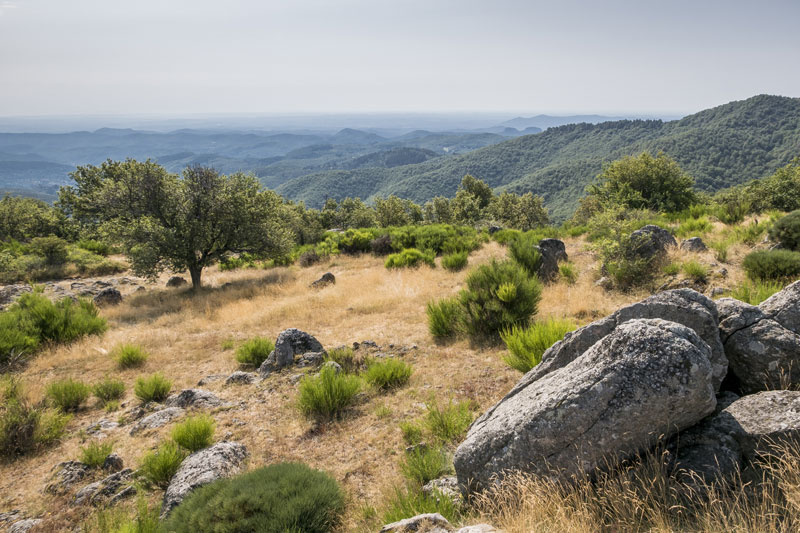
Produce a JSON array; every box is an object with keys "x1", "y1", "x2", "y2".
[
  {"x1": 93, "y1": 378, "x2": 125, "y2": 405},
  {"x1": 682, "y1": 260, "x2": 710, "y2": 283},
  {"x1": 559, "y1": 262, "x2": 578, "y2": 284},
  {"x1": 769, "y1": 210, "x2": 800, "y2": 251},
  {"x1": 500, "y1": 318, "x2": 577, "y2": 373},
  {"x1": 441, "y1": 251, "x2": 468, "y2": 271},
  {"x1": 235, "y1": 336, "x2": 275, "y2": 369},
  {"x1": 83, "y1": 498, "x2": 162, "y2": 533},
  {"x1": 424, "y1": 398, "x2": 473, "y2": 444},
  {"x1": 325, "y1": 346, "x2": 369, "y2": 374},
  {"x1": 29, "y1": 235, "x2": 69, "y2": 266},
  {"x1": 399, "y1": 421, "x2": 423, "y2": 445},
  {"x1": 80, "y1": 441, "x2": 113, "y2": 468},
  {"x1": 400, "y1": 446, "x2": 453, "y2": 484},
  {"x1": 426, "y1": 297, "x2": 463, "y2": 341},
  {"x1": 508, "y1": 233, "x2": 542, "y2": 278},
  {"x1": 77, "y1": 239, "x2": 111, "y2": 256},
  {"x1": 46, "y1": 378, "x2": 91, "y2": 412},
  {"x1": 676, "y1": 217, "x2": 713, "y2": 238},
  {"x1": 0, "y1": 378, "x2": 70, "y2": 458},
  {"x1": 459, "y1": 260, "x2": 542, "y2": 341},
  {"x1": 729, "y1": 280, "x2": 786, "y2": 305},
  {"x1": 491, "y1": 228, "x2": 522, "y2": 245},
  {"x1": 171, "y1": 414, "x2": 215, "y2": 452},
  {"x1": 385, "y1": 248, "x2": 435, "y2": 269},
  {"x1": 708, "y1": 240, "x2": 730, "y2": 263},
  {"x1": 662, "y1": 262, "x2": 681, "y2": 276},
  {"x1": 139, "y1": 441, "x2": 186, "y2": 489},
  {"x1": 297, "y1": 366, "x2": 362, "y2": 420},
  {"x1": 134, "y1": 373, "x2": 172, "y2": 403},
  {"x1": 339, "y1": 229, "x2": 374, "y2": 254},
  {"x1": 164, "y1": 462, "x2": 346, "y2": 533},
  {"x1": 381, "y1": 485, "x2": 461, "y2": 525},
  {"x1": 743, "y1": 250, "x2": 800, "y2": 281},
  {"x1": 365, "y1": 359, "x2": 413, "y2": 391},
  {"x1": 727, "y1": 220, "x2": 771, "y2": 246},
  {"x1": 713, "y1": 196, "x2": 750, "y2": 225},
  {"x1": 112, "y1": 344, "x2": 149, "y2": 369}
]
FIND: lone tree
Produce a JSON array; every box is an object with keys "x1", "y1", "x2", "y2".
[{"x1": 59, "y1": 160, "x2": 292, "y2": 289}]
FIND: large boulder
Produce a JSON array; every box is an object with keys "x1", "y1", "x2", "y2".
[
  {"x1": 680, "y1": 237, "x2": 708, "y2": 253},
  {"x1": 722, "y1": 390, "x2": 800, "y2": 461},
  {"x1": 629, "y1": 225, "x2": 677, "y2": 260},
  {"x1": 504, "y1": 289, "x2": 727, "y2": 397},
  {"x1": 161, "y1": 441, "x2": 248, "y2": 518},
  {"x1": 258, "y1": 328, "x2": 324, "y2": 376},
  {"x1": 534, "y1": 238, "x2": 568, "y2": 282},
  {"x1": 454, "y1": 319, "x2": 717, "y2": 491},
  {"x1": 93, "y1": 287, "x2": 122, "y2": 306}
]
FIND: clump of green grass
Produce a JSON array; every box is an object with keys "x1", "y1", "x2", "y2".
[
  {"x1": 83, "y1": 498, "x2": 162, "y2": 533},
  {"x1": 500, "y1": 318, "x2": 577, "y2": 373},
  {"x1": 104, "y1": 400, "x2": 121, "y2": 413},
  {"x1": 509, "y1": 233, "x2": 542, "y2": 278},
  {"x1": 681, "y1": 260, "x2": 710, "y2": 283},
  {"x1": 385, "y1": 248, "x2": 436, "y2": 269},
  {"x1": 374, "y1": 405, "x2": 393, "y2": 419},
  {"x1": 380, "y1": 485, "x2": 461, "y2": 525},
  {"x1": 729, "y1": 280, "x2": 786, "y2": 305},
  {"x1": 1, "y1": 377, "x2": 71, "y2": 458},
  {"x1": 365, "y1": 359, "x2": 413, "y2": 391},
  {"x1": 423, "y1": 398, "x2": 473, "y2": 444},
  {"x1": 80, "y1": 441, "x2": 113, "y2": 468},
  {"x1": 235, "y1": 336, "x2": 275, "y2": 369},
  {"x1": 400, "y1": 446, "x2": 453, "y2": 484},
  {"x1": 662, "y1": 262, "x2": 681, "y2": 276},
  {"x1": 112, "y1": 343, "x2": 149, "y2": 369},
  {"x1": 708, "y1": 240, "x2": 730, "y2": 263},
  {"x1": 297, "y1": 366, "x2": 362, "y2": 420},
  {"x1": 139, "y1": 440, "x2": 187, "y2": 489},
  {"x1": 134, "y1": 373, "x2": 172, "y2": 403},
  {"x1": 426, "y1": 297, "x2": 463, "y2": 342},
  {"x1": 220, "y1": 338, "x2": 235, "y2": 351},
  {"x1": 400, "y1": 421, "x2": 424, "y2": 445},
  {"x1": 676, "y1": 216, "x2": 713, "y2": 238},
  {"x1": 743, "y1": 250, "x2": 800, "y2": 281},
  {"x1": 441, "y1": 251, "x2": 468, "y2": 272},
  {"x1": 46, "y1": 378, "x2": 91, "y2": 412},
  {"x1": 172, "y1": 414, "x2": 215, "y2": 452},
  {"x1": 93, "y1": 377, "x2": 125, "y2": 405},
  {"x1": 559, "y1": 262, "x2": 578, "y2": 285}
]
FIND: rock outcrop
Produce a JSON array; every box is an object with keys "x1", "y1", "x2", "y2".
[
  {"x1": 534, "y1": 238, "x2": 568, "y2": 282},
  {"x1": 680, "y1": 237, "x2": 708, "y2": 252},
  {"x1": 129, "y1": 407, "x2": 184, "y2": 435},
  {"x1": 258, "y1": 328, "x2": 325, "y2": 376},
  {"x1": 166, "y1": 276, "x2": 188, "y2": 288},
  {"x1": 93, "y1": 287, "x2": 122, "y2": 306},
  {"x1": 164, "y1": 389, "x2": 223, "y2": 409},
  {"x1": 74, "y1": 469, "x2": 136, "y2": 506},
  {"x1": 310, "y1": 272, "x2": 335, "y2": 289}
]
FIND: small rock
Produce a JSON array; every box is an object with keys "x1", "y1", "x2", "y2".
[
  {"x1": 289, "y1": 373, "x2": 304, "y2": 385},
  {"x1": 164, "y1": 389, "x2": 222, "y2": 409},
  {"x1": 535, "y1": 238, "x2": 568, "y2": 282},
  {"x1": 309, "y1": 272, "x2": 335, "y2": 289},
  {"x1": 488, "y1": 225, "x2": 502, "y2": 235},
  {"x1": 595, "y1": 276, "x2": 613, "y2": 290},
  {"x1": 320, "y1": 360, "x2": 342, "y2": 374},
  {"x1": 74, "y1": 469, "x2": 135, "y2": 506},
  {"x1": 225, "y1": 371, "x2": 257, "y2": 385},
  {"x1": 422, "y1": 476, "x2": 462, "y2": 507},
  {"x1": 8, "y1": 519, "x2": 42, "y2": 533},
  {"x1": 380, "y1": 513, "x2": 453, "y2": 532},
  {"x1": 166, "y1": 276, "x2": 188, "y2": 288},
  {"x1": 711, "y1": 287, "x2": 726, "y2": 297},
  {"x1": 130, "y1": 407, "x2": 184, "y2": 435},
  {"x1": 197, "y1": 374, "x2": 227, "y2": 386},
  {"x1": 44, "y1": 461, "x2": 91, "y2": 494},
  {"x1": 102, "y1": 453, "x2": 124, "y2": 472},
  {"x1": 93, "y1": 287, "x2": 122, "y2": 306},
  {"x1": 680, "y1": 237, "x2": 708, "y2": 252},
  {"x1": 628, "y1": 225, "x2": 677, "y2": 260},
  {"x1": 456, "y1": 526, "x2": 500, "y2": 533},
  {"x1": 296, "y1": 351, "x2": 325, "y2": 368}
]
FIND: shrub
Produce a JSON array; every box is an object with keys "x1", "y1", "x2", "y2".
[
  {"x1": 682, "y1": 260, "x2": 710, "y2": 283},
  {"x1": 29, "y1": 236, "x2": 69, "y2": 266},
  {"x1": 172, "y1": 414, "x2": 215, "y2": 452},
  {"x1": 385, "y1": 248, "x2": 435, "y2": 269},
  {"x1": 381, "y1": 485, "x2": 461, "y2": 525},
  {"x1": 426, "y1": 297, "x2": 463, "y2": 341},
  {"x1": 459, "y1": 260, "x2": 542, "y2": 341},
  {"x1": 112, "y1": 344, "x2": 149, "y2": 369},
  {"x1": 46, "y1": 378, "x2": 91, "y2": 412},
  {"x1": 93, "y1": 378, "x2": 125, "y2": 405},
  {"x1": 77, "y1": 239, "x2": 111, "y2": 256},
  {"x1": 769, "y1": 210, "x2": 800, "y2": 251},
  {"x1": 491, "y1": 228, "x2": 522, "y2": 245},
  {"x1": 235, "y1": 336, "x2": 275, "y2": 369},
  {"x1": 298, "y1": 249, "x2": 321, "y2": 267},
  {"x1": 662, "y1": 262, "x2": 681, "y2": 276},
  {"x1": 424, "y1": 398, "x2": 473, "y2": 444},
  {"x1": 441, "y1": 251, "x2": 468, "y2": 271},
  {"x1": 508, "y1": 233, "x2": 542, "y2": 278},
  {"x1": 84, "y1": 498, "x2": 162, "y2": 533},
  {"x1": 743, "y1": 250, "x2": 800, "y2": 281},
  {"x1": 134, "y1": 373, "x2": 172, "y2": 403},
  {"x1": 365, "y1": 359, "x2": 413, "y2": 391},
  {"x1": 714, "y1": 195, "x2": 750, "y2": 225},
  {"x1": 728, "y1": 220, "x2": 770, "y2": 246},
  {"x1": 370, "y1": 234, "x2": 394, "y2": 255},
  {"x1": 708, "y1": 240, "x2": 730, "y2": 263},
  {"x1": 164, "y1": 462, "x2": 346, "y2": 533},
  {"x1": 400, "y1": 446, "x2": 453, "y2": 484},
  {"x1": 559, "y1": 262, "x2": 578, "y2": 284},
  {"x1": 676, "y1": 217, "x2": 713, "y2": 238},
  {"x1": 500, "y1": 318, "x2": 577, "y2": 373},
  {"x1": 139, "y1": 441, "x2": 186, "y2": 489},
  {"x1": 0, "y1": 378, "x2": 70, "y2": 458},
  {"x1": 729, "y1": 280, "x2": 786, "y2": 305},
  {"x1": 80, "y1": 441, "x2": 113, "y2": 468},
  {"x1": 400, "y1": 421, "x2": 424, "y2": 445},
  {"x1": 297, "y1": 366, "x2": 362, "y2": 420},
  {"x1": 339, "y1": 229, "x2": 373, "y2": 254}
]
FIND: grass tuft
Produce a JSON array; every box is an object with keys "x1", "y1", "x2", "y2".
[
  {"x1": 297, "y1": 366, "x2": 362, "y2": 420},
  {"x1": 171, "y1": 414, "x2": 215, "y2": 452},
  {"x1": 501, "y1": 318, "x2": 577, "y2": 373},
  {"x1": 46, "y1": 378, "x2": 91, "y2": 412},
  {"x1": 365, "y1": 359, "x2": 413, "y2": 391},
  {"x1": 80, "y1": 441, "x2": 113, "y2": 468},
  {"x1": 112, "y1": 343, "x2": 149, "y2": 369},
  {"x1": 235, "y1": 336, "x2": 275, "y2": 369},
  {"x1": 93, "y1": 377, "x2": 125, "y2": 405},
  {"x1": 139, "y1": 440, "x2": 187, "y2": 489},
  {"x1": 134, "y1": 373, "x2": 172, "y2": 403}
]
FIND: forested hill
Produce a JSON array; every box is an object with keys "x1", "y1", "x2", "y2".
[{"x1": 276, "y1": 95, "x2": 800, "y2": 220}]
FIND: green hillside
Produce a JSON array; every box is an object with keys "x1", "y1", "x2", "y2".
[{"x1": 276, "y1": 95, "x2": 800, "y2": 220}]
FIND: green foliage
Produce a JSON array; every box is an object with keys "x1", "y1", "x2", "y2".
[
  {"x1": 708, "y1": 240, "x2": 730, "y2": 263},
  {"x1": 83, "y1": 498, "x2": 163, "y2": 533},
  {"x1": 769, "y1": 209, "x2": 800, "y2": 251},
  {"x1": 487, "y1": 191, "x2": 550, "y2": 230},
  {"x1": 385, "y1": 248, "x2": 435, "y2": 269},
  {"x1": 423, "y1": 398, "x2": 473, "y2": 444},
  {"x1": 365, "y1": 359, "x2": 413, "y2": 391},
  {"x1": 80, "y1": 441, "x2": 113, "y2": 468},
  {"x1": 134, "y1": 374, "x2": 172, "y2": 403},
  {"x1": 682, "y1": 260, "x2": 710, "y2": 283},
  {"x1": 725, "y1": 219, "x2": 771, "y2": 245},
  {"x1": 164, "y1": 462, "x2": 346, "y2": 533},
  {"x1": 0, "y1": 377, "x2": 70, "y2": 458},
  {"x1": 171, "y1": 414, "x2": 215, "y2": 452},
  {"x1": 441, "y1": 251, "x2": 468, "y2": 271},
  {"x1": 491, "y1": 228, "x2": 522, "y2": 245},
  {"x1": 400, "y1": 446, "x2": 453, "y2": 484},
  {"x1": 426, "y1": 297, "x2": 463, "y2": 341},
  {"x1": 713, "y1": 192, "x2": 750, "y2": 225},
  {"x1": 138, "y1": 441, "x2": 187, "y2": 489},
  {"x1": 76, "y1": 239, "x2": 111, "y2": 256},
  {"x1": 0, "y1": 195, "x2": 69, "y2": 242},
  {"x1": 112, "y1": 344, "x2": 149, "y2": 369},
  {"x1": 737, "y1": 159, "x2": 800, "y2": 213},
  {"x1": 500, "y1": 318, "x2": 577, "y2": 373},
  {"x1": 380, "y1": 485, "x2": 461, "y2": 525},
  {"x1": 459, "y1": 259, "x2": 542, "y2": 341},
  {"x1": 558, "y1": 262, "x2": 578, "y2": 284},
  {"x1": 399, "y1": 421, "x2": 424, "y2": 445},
  {"x1": 46, "y1": 378, "x2": 91, "y2": 412},
  {"x1": 729, "y1": 280, "x2": 786, "y2": 305},
  {"x1": 676, "y1": 216, "x2": 713, "y2": 238},
  {"x1": 662, "y1": 262, "x2": 681, "y2": 276},
  {"x1": 325, "y1": 346, "x2": 369, "y2": 374},
  {"x1": 508, "y1": 233, "x2": 542, "y2": 278},
  {"x1": 339, "y1": 229, "x2": 374, "y2": 254},
  {"x1": 743, "y1": 250, "x2": 800, "y2": 281},
  {"x1": 29, "y1": 236, "x2": 69, "y2": 266},
  {"x1": 235, "y1": 337, "x2": 275, "y2": 369},
  {"x1": 297, "y1": 366, "x2": 362, "y2": 420}
]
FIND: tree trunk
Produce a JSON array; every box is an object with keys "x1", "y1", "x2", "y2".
[{"x1": 189, "y1": 265, "x2": 203, "y2": 290}]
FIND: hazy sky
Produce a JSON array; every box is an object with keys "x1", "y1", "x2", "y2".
[{"x1": 1, "y1": 0, "x2": 798, "y2": 117}]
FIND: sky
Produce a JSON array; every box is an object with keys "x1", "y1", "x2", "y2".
[{"x1": 1, "y1": 0, "x2": 799, "y2": 117}]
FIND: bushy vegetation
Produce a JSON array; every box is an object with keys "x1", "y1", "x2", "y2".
[
  {"x1": 235, "y1": 336, "x2": 275, "y2": 369},
  {"x1": 365, "y1": 359, "x2": 413, "y2": 391},
  {"x1": 441, "y1": 251, "x2": 468, "y2": 271},
  {"x1": 769, "y1": 209, "x2": 800, "y2": 251},
  {"x1": 0, "y1": 237, "x2": 123, "y2": 284},
  {"x1": 559, "y1": 262, "x2": 578, "y2": 284},
  {"x1": 681, "y1": 260, "x2": 710, "y2": 283},
  {"x1": 171, "y1": 414, "x2": 215, "y2": 452},
  {"x1": 675, "y1": 216, "x2": 713, "y2": 238},
  {"x1": 134, "y1": 373, "x2": 172, "y2": 403},
  {"x1": 46, "y1": 378, "x2": 91, "y2": 412},
  {"x1": 743, "y1": 250, "x2": 800, "y2": 281},
  {"x1": 297, "y1": 366, "x2": 362, "y2": 420},
  {"x1": 379, "y1": 485, "x2": 461, "y2": 525},
  {"x1": 423, "y1": 398, "x2": 474, "y2": 444},
  {"x1": 729, "y1": 279, "x2": 786, "y2": 305},
  {"x1": 112, "y1": 343, "x2": 149, "y2": 369},
  {"x1": 164, "y1": 462, "x2": 346, "y2": 533},
  {"x1": 400, "y1": 446, "x2": 453, "y2": 484},
  {"x1": 501, "y1": 318, "x2": 577, "y2": 373},
  {"x1": 385, "y1": 248, "x2": 435, "y2": 269},
  {"x1": 0, "y1": 377, "x2": 70, "y2": 458},
  {"x1": 508, "y1": 233, "x2": 543, "y2": 278},
  {"x1": 426, "y1": 297, "x2": 463, "y2": 341},
  {"x1": 93, "y1": 378, "x2": 125, "y2": 405},
  {"x1": 138, "y1": 441, "x2": 186, "y2": 489},
  {"x1": 83, "y1": 498, "x2": 162, "y2": 533},
  {"x1": 80, "y1": 441, "x2": 113, "y2": 468}
]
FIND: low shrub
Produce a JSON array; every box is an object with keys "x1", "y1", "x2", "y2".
[
  {"x1": 365, "y1": 359, "x2": 413, "y2": 390},
  {"x1": 93, "y1": 378, "x2": 125, "y2": 405},
  {"x1": 29, "y1": 236, "x2": 69, "y2": 266},
  {"x1": 769, "y1": 209, "x2": 800, "y2": 251},
  {"x1": 441, "y1": 251, "x2": 468, "y2": 271},
  {"x1": 424, "y1": 398, "x2": 473, "y2": 444},
  {"x1": 172, "y1": 414, "x2": 215, "y2": 452},
  {"x1": 600, "y1": 234, "x2": 660, "y2": 290},
  {"x1": 46, "y1": 378, "x2": 91, "y2": 412},
  {"x1": 728, "y1": 220, "x2": 771, "y2": 246},
  {"x1": 370, "y1": 234, "x2": 394, "y2": 255},
  {"x1": 491, "y1": 229, "x2": 522, "y2": 245},
  {"x1": 675, "y1": 216, "x2": 713, "y2": 238},
  {"x1": 84, "y1": 498, "x2": 162, "y2": 533},
  {"x1": 0, "y1": 378, "x2": 70, "y2": 458},
  {"x1": 400, "y1": 446, "x2": 453, "y2": 484},
  {"x1": 297, "y1": 366, "x2": 362, "y2": 420},
  {"x1": 112, "y1": 344, "x2": 149, "y2": 369},
  {"x1": 708, "y1": 240, "x2": 730, "y2": 263},
  {"x1": 138, "y1": 441, "x2": 186, "y2": 489},
  {"x1": 459, "y1": 260, "x2": 542, "y2": 341},
  {"x1": 76, "y1": 239, "x2": 111, "y2": 256},
  {"x1": 80, "y1": 441, "x2": 113, "y2": 468},
  {"x1": 235, "y1": 337, "x2": 275, "y2": 369},
  {"x1": 381, "y1": 485, "x2": 461, "y2": 525},
  {"x1": 385, "y1": 248, "x2": 435, "y2": 269},
  {"x1": 500, "y1": 318, "x2": 577, "y2": 373},
  {"x1": 662, "y1": 262, "x2": 681, "y2": 276},
  {"x1": 559, "y1": 262, "x2": 578, "y2": 284},
  {"x1": 298, "y1": 249, "x2": 321, "y2": 267},
  {"x1": 339, "y1": 229, "x2": 373, "y2": 254},
  {"x1": 729, "y1": 280, "x2": 786, "y2": 305},
  {"x1": 164, "y1": 462, "x2": 346, "y2": 533},
  {"x1": 743, "y1": 250, "x2": 800, "y2": 281},
  {"x1": 508, "y1": 233, "x2": 542, "y2": 278},
  {"x1": 714, "y1": 196, "x2": 750, "y2": 225},
  {"x1": 682, "y1": 260, "x2": 710, "y2": 283},
  {"x1": 134, "y1": 373, "x2": 172, "y2": 403},
  {"x1": 426, "y1": 297, "x2": 463, "y2": 341},
  {"x1": 399, "y1": 421, "x2": 424, "y2": 445}
]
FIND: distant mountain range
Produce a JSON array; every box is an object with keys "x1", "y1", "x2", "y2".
[{"x1": 275, "y1": 95, "x2": 800, "y2": 221}]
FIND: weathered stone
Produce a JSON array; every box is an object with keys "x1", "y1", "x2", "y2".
[
  {"x1": 258, "y1": 328, "x2": 324, "y2": 376},
  {"x1": 534, "y1": 238, "x2": 568, "y2": 282},
  {"x1": 129, "y1": 407, "x2": 184, "y2": 435},
  {"x1": 595, "y1": 276, "x2": 613, "y2": 290},
  {"x1": 488, "y1": 225, "x2": 502, "y2": 235},
  {"x1": 310, "y1": 272, "x2": 335, "y2": 289},
  {"x1": 166, "y1": 276, "x2": 188, "y2": 288},
  {"x1": 760, "y1": 280, "x2": 800, "y2": 335},
  {"x1": 161, "y1": 442, "x2": 248, "y2": 518},
  {"x1": 74, "y1": 469, "x2": 135, "y2": 506},
  {"x1": 296, "y1": 351, "x2": 325, "y2": 368},
  {"x1": 380, "y1": 513, "x2": 454, "y2": 532},
  {"x1": 93, "y1": 287, "x2": 122, "y2": 306},
  {"x1": 456, "y1": 526, "x2": 500, "y2": 533},
  {"x1": 44, "y1": 461, "x2": 91, "y2": 494},
  {"x1": 320, "y1": 360, "x2": 342, "y2": 374},
  {"x1": 103, "y1": 453, "x2": 124, "y2": 472},
  {"x1": 0, "y1": 284, "x2": 32, "y2": 310},
  {"x1": 225, "y1": 371, "x2": 257, "y2": 385},
  {"x1": 8, "y1": 519, "x2": 41, "y2": 533},
  {"x1": 681, "y1": 237, "x2": 708, "y2": 252},
  {"x1": 454, "y1": 319, "x2": 717, "y2": 491},
  {"x1": 422, "y1": 476, "x2": 462, "y2": 507},
  {"x1": 629, "y1": 225, "x2": 677, "y2": 260},
  {"x1": 722, "y1": 391, "x2": 800, "y2": 461},
  {"x1": 164, "y1": 389, "x2": 222, "y2": 409}
]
